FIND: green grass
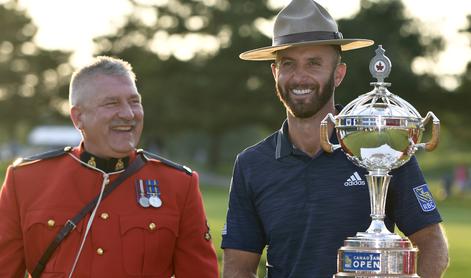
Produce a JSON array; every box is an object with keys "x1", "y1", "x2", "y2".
[
  {"x1": 201, "y1": 185, "x2": 267, "y2": 277},
  {"x1": 201, "y1": 185, "x2": 229, "y2": 268},
  {"x1": 202, "y1": 184, "x2": 471, "y2": 277},
  {"x1": 436, "y1": 197, "x2": 471, "y2": 277}
]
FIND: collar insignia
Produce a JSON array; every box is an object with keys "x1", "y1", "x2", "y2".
[
  {"x1": 87, "y1": 157, "x2": 97, "y2": 167},
  {"x1": 115, "y1": 159, "x2": 124, "y2": 171}
]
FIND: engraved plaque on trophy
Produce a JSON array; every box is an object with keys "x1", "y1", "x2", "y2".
[{"x1": 320, "y1": 45, "x2": 440, "y2": 277}]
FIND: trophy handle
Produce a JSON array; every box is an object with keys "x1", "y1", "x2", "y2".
[
  {"x1": 320, "y1": 113, "x2": 341, "y2": 153},
  {"x1": 416, "y1": 111, "x2": 440, "y2": 151}
]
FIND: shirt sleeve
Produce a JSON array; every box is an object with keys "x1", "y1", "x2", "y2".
[
  {"x1": 173, "y1": 171, "x2": 219, "y2": 278},
  {"x1": 388, "y1": 156, "x2": 442, "y2": 236},
  {"x1": 0, "y1": 166, "x2": 27, "y2": 277},
  {"x1": 221, "y1": 155, "x2": 266, "y2": 254}
]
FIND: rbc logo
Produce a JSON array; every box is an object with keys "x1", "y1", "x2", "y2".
[{"x1": 413, "y1": 184, "x2": 436, "y2": 212}]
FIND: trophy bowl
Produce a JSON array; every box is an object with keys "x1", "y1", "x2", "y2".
[
  {"x1": 321, "y1": 46, "x2": 440, "y2": 278},
  {"x1": 322, "y1": 86, "x2": 440, "y2": 172}
]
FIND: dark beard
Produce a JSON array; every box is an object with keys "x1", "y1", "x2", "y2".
[{"x1": 275, "y1": 72, "x2": 336, "y2": 118}]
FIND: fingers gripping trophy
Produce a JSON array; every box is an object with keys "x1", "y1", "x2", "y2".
[{"x1": 320, "y1": 45, "x2": 440, "y2": 278}]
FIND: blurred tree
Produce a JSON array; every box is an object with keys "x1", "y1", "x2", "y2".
[
  {"x1": 337, "y1": 0, "x2": 445, "y2": 113},
  {"x1": 450, "y1": 14, "x2": 471, "y2": 143},
  {"x1": 337, "y1": 0, "x2": 471, "y2": 148},
  {"x1": 93, "y1": 0, "x2": 463, "y2": 167},
  {"x1": 93, "y1": 0, "x2": 283, "y2": 167},
  {"x1": 0, "y1": 1, "x2": 72, "y2": 146}
]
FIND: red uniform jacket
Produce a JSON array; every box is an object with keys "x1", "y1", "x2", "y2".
[{"x1": 0, "y1": 146, "x2": 219, "y2": 277}]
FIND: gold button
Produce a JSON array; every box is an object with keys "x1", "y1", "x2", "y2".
[
  {"x1": 149, "y1": 222, "x2": 156, "y2": 230},
  {"x1": 100, "y1": 213, "x2": 109, "y2": 220},
  {"x1": 96, "y1": 248, "x2": 104, "y2": 255},
  {"x1": 47, "y1": 219, "x2": 55, "y2": 227}
]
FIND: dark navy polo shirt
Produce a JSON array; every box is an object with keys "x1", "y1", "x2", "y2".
[{"x1": 221, "y1": 120, "x2": 442, "y2": 278}]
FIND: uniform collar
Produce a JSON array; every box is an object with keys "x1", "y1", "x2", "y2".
[
  {"x1": 79, "y1": 151, "x2": 130, "y2": 172},
  {"x1": 72, "y1": 143, "x2": 135, "y2": 173},
  {"x1": 275, "y1": 104, "x2": 343, "y2": 160}
]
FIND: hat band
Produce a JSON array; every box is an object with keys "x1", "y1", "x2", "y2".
[{"x1": 273, "y1": 31, "x2": 344, "y2": 46}]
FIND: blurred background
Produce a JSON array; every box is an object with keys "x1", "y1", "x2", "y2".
[{"x1": 0, "y1": 0, "x2": 470, "y2": 276}]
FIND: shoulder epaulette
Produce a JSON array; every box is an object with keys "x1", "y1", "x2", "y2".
[
  {"x1": 13, "y1": 146, "x2": 72, "y2": 167},
  {"x1": 140, "y1": 150, "x2": 192, "y2": 175}
]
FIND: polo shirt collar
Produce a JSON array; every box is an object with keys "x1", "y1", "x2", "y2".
[
  {"x1": 275, "y1": 105, "x2": 343, "y2": 160},
  {"x1": 275, "y1": 120, "x2": 293, "y2": 159}
]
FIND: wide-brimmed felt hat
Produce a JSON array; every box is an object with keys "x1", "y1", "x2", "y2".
[{"x1": 240, "y1": 0, "x2": 374, "y2": 61}]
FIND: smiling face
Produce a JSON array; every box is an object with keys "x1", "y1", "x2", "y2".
[
  {"x1": 71, "y1": 73, "x2": 144, "y2": 158},
  {"x1": 271, "y1": 45, "x2": 346, "y2": 118}
]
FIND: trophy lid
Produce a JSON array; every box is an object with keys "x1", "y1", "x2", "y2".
[
  {"x1": 369, "y1": 45, "x2": 391, "y2": 83},
  {"x1": 338, "y1": 45, "x2": 422, "y2": 120}
]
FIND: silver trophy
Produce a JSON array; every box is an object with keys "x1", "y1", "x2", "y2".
[{"x1": 320, "y1": 45, "x2": 440, "y2": 277}]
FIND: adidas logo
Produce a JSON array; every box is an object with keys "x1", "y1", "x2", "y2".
[{"x1": 344, "y1": 172, "x2": 366, "y2": 186}]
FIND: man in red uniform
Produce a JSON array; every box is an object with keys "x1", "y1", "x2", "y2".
[{"x1": 0, "y1": 56, "x2": 219, "y2": 277}]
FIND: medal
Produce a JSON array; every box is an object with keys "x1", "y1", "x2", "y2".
[
  {"x1": 149, "y1": 195, "x2": 162, "y2": 208},
  {"x1": 147, "y1": 180, "x2": 162, "y2": 208},
  {"x1": 136, "y1": 179, "x2": 150, "y2": 207}
]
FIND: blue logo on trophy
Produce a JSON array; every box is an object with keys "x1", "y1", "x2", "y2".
[{"x1": 343, "y1": 252, "x2": 381, "y2": 272}]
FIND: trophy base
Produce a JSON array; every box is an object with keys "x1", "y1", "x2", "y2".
[{"x1": 334, "y1": 234, "x2": 419, "y2": 278}]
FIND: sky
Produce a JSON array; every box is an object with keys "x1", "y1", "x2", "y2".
[{"x1": 13, "y1": 0, "x2": 471, "y2": 89}]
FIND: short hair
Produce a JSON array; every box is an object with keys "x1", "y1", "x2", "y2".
[{"x1": 69, "y1": 56, "x2": 136, "y2": 106}]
